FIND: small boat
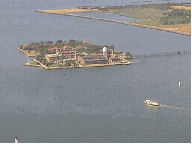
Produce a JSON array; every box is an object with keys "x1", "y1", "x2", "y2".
[
  {"x1": 144, "y1": 99, "x2": 160, "y2": 106},
  {"x1": 14, "y1": 137, "x2": 19, "y2": 143}
]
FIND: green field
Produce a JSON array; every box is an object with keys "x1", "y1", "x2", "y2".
[
  {"x1": 103, "y1": 8, "x2": 168, "y2": 21},
  {"x1": 39, "y1": 3, "x2": 191, "y2": 35}
]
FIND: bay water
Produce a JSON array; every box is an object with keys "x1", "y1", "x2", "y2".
[{"x1": 0, "y1": 0, "x2": 190, "y2": 142}]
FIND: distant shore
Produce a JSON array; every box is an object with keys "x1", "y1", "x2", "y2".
[{"x1": 35, "y1": 3, "x2": 191, "y2": 36}]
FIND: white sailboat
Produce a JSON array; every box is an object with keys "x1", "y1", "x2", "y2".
[{"x1": 178, "y1": 82, "x2": 181, "y2": 87}]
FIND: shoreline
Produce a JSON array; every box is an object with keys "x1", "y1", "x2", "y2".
[
  {"x1": 35, "y1": 3, "x2": 191, "y2": 36},
  {"x1": 17, "y1": 47, "x2": 40, "y2": 57},
  {"x1": 18, "y1": 40, "x2": 134, "y2": 70},
  {"x1": 28, "y1": 59, "x2": 133, "y2": 70},
  {"x1": 124, "y1": 22, "x2": 191, "y2": 36}
]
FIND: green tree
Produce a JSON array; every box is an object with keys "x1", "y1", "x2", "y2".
[
  {"x1": 19, "y1": 45, "x2": 24, "y2": 49},
  {"x1": 46, "y1": 41, "x2": 53, "y2": 44},
  {"x1": 42, "y1": 59, "x2": 47, "y2": 65},
  {"x1": 56, "y1": 40, "x2": 63, "y2": 43},
  {"x1": 68, "y1": 40, "x2": 76, "y2": 47},
  {"x1": 110, "y1": 45, "x2": 115, "y2": 50},
  {"x1": 64, "y1": 61, "x2": 71, "y2": 67}
]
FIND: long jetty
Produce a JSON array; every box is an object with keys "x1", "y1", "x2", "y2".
[
  {"x1": 133, "y1": 51, "x2": 191, "y2": 58},
  {"x1": 35, "y1": 10, "x2": 191, "y2": 36},
  {"x1": 61, "y1": 13, "x2": 125, "y2": 24},
  {"x1": 36, "y1": 11, "x2": 127, "y2": 24}
]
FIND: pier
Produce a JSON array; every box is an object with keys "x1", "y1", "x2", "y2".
[{"x1": 133, "y1": 51, "x2": 191, "y2": 58}]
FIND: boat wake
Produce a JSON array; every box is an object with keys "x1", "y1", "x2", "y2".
[{"x1": 159, "y1": 104, "x2": 191, "y2": 111}]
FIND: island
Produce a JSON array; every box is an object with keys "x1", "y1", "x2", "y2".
[
  {"x1": 18, "y1": 39, "x2": 133, "y2": 70},
  {"x1": 36, "y1": 3, "x2": 191, "y2": 36}
]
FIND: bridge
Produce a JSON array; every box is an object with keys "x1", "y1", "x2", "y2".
[{"x1": 132, "y1": 51, "x2": 191, "y2": 58}]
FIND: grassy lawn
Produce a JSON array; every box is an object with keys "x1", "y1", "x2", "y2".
[
  {"x1": 104, "y1": 8, "x2": 168, "y2": 20},
  {"x1": 30, "y1": 61, "x2": 40, "y2": 65},
  {"x1": 171, "y1": 6, "x2": 191, "y2": 10},
  {"x1": 107, "y1": 6, "x2": 191, "y2": 35},
  {"x1": 129, "y1": 19, "x2": 161, "y2": 26},
  {"x1": 40, "y1": 4, "x2": 191, "y2": 35},
  {"x1": 23, "y1": 50, "x2": 40, "y2": 57},
  {"x1": 48, "y1": 64, "x2": 64, "y2": 67},
  {"x1": 157, "y1": 23, "x2": 191, "y2": 33}
]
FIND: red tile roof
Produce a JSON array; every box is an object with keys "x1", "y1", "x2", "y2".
[
  {"x1": 52, "y1": 47, "x2": 59, "y2": 50},
  {"x1": 63, "y1": 51, "x2": 76, "y2": 54},
  {"x1": 75, "y1": 46, "x2": 85, "y2": 50},
  {"x1": 94, "y1": 53, "x2": 104, "y2": 56},
  {"x1": 64, "y1": 46, "x2": 72, "y2": 49},
  {"x1": 58, "y1": 51, "x2": 77, "y2": 54}
]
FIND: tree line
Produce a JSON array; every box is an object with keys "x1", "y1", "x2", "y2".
[{"x1": 160, "y1": 9, "x2": 191, "y2": 25}]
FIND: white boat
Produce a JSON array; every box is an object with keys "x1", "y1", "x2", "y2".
[
  {"x1": 14, "y1": 137, "x2": 19, "y2": 143},
  {"x1": 144, "y1": 99, "x2": 160, "y2": 106}
]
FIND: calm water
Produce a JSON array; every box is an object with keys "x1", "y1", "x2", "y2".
[
  {"x1": 72, "y1": 13, "x2": 143, "y2": 22},
  {"x1": 0, "y1": 0, "x2": 191, "y2": 143}
]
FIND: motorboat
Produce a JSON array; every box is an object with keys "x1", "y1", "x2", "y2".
[
  {"x1": 14, "y1": 137, "x2": 19, "y2": 143},
  {"x1": 144, "y1": 99, "x2": 160, "y2": 106}
]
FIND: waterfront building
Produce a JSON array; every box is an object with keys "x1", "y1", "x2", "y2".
[
  {"x1": 56, "y1": 51, "x2": 77, "y2": 60},
  {"x1": 103, "y1": 47, "x2": 107, "y2": 55},
  {"x1": 109, "y1": 57, "x2": 122, "y2": 63},
  {"x1": 78, "y1": 55, "x2": 109, "y2": 65},
  {"x1": 45, "y1": 54, "x2": 62, "y2": 63}
]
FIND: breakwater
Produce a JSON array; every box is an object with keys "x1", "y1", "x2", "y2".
[
  {"x1": 17, "y1": 47, "x2": 32, "y2": 57},
  {"x1": 35, "y1": 11, "x2": 191, "y2": 36},
  {"x1": 133, "y1": 51, "x2": 191, "y2": 58}
]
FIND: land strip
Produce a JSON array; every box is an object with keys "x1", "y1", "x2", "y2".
[
  {"x1": 36, "y1": 3, "x2": 191, "y2": 36},
  {"x1": 171, "y1": 6, "x2": 191, "y2": 10},
  {"x1": 18, "y1": 40, "x2": 133, "y2": 70},
  {"x1": 36, "y1": 8, "x2": 98, "y2": 14},
  {"x1": 17, "y1": 48, "x2": 40, "y2": 57}
]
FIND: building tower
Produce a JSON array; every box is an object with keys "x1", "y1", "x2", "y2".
[
  {"x1": 103, "y1": 47, "x2": 107, "y2": 55},
  {"x1": 75, "y1": 51, "x2": 77, "y2": 60},
  {"x1": 112, "y1": 49, "x2": 114, "y2": 56}
]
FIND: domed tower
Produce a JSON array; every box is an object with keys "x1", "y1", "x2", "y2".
[{"x1": 103, "y1": 47, "x2": 107, "y2": 55}]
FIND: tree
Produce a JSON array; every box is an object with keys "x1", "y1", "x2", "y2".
[
  {"x1": 110, "y1": 45, "x2": 115, "y2": 50},
  {"x1": 46, "y1": 41, "x2": 53, "y2": 44},
  {"x1": 64, "y1": 61, "x2": 71, "y2": 67},
  {"x1": 42, "y1": 59, "x2": 47, "y2": 65},
  {"x1": 19, "y1": 45, "x2": 24, "y2": 49},
  {"x1": 68, "y1": 40, "x2": 76, "y2": 47},
  {"x1": 56, "y1": 40, "x2": 63, "y2": 43}
]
